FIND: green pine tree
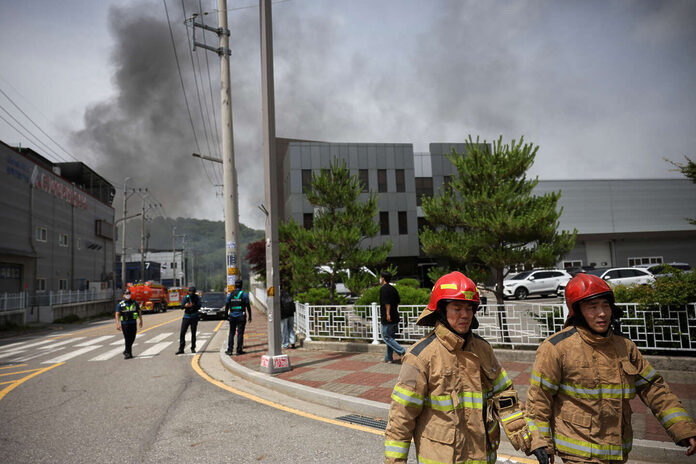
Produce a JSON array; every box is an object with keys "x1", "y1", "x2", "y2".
[
  {"x1": 297, "y1": 160, "x2": 391, "y2": 303},
  {"x1": 419, "y1": 135, "x2": 577, "y2": 310}
]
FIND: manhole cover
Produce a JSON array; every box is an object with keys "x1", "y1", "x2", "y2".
[{"x1": 336, "y1": 414, "x2": 387, "y2": 430}]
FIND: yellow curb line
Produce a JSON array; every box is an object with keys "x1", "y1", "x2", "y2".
[
  {"x1": 0, "y1": 368, "x2": 43, "y2": 377},
  {"x1": 0, "y1": 364, "x2": 28, "y2": 370}
]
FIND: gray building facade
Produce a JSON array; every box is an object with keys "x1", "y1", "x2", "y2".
[
  {"x1": 276, "y1": 138, "x2": 696, "y2": 279},
  {"x1": 0, "y1": 141, "x2": 116, "y2": 295}
]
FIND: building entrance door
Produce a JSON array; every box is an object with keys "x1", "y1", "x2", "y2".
[{"x1": 585, "y1": 241, "x2": 612, "y2": 268}]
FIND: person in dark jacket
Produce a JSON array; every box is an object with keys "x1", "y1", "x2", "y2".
[
  {"x1": 280, "y1": 289, "x2": 296, "y2": 349},
  {"x1": 225, "y1": 280, "x2": 252, "y2": 355},
  {"x1": 380, "y1": 271, "x2": 405, "y2": 363},
  {"x1": 176, "y1": 286, "x2": 201, "y2": 355},
  {"x1": 115, "y1": 289, "x2": 142, "y2": 359}
]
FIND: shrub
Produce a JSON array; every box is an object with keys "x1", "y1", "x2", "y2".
[
  {"x1": 296, "y1": 287, "x2": 347, "y2": 305},
  {"x1": 395, "y1": 278, "x2": 420, "y2": 288},
  {"x1": 613, "y1": 270, "x2": 696, "y2": 306},
  {"x1": 356, "y1": 285, "x2": 430, "y2": 306}
]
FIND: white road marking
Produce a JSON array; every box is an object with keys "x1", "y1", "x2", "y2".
[
  {"x1": 42, "y1": 346, "x2": 100, "y2": 364},
  {"x1": 0, "y1": 339, "x2": 55, "y2": 353},
  {"x1": 38, "y1": 338, "x2": 86, "y2": 350},
  {"x1": 139, "y1": 341, "x2": 173, "y2": 357},
  {"x1": 75, "y1": 335, "x2": 116, "y2": 346},
  {"x1": 89, "y1": 346, "x2": 135, "y2": 361},
  {"x1": 145, "y1": 333, "x2": 173, "y2": 344}
]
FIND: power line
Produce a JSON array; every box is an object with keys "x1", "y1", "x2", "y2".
[
  {"x1": 162, "y1": 0, "x2": 216, "y2": 187},
  {"x1": 0, "y1": 85, "x2": 80, "y2": 163},
  {"x1": 0, "y1": 104, "x2": 68, "y2": 162}
]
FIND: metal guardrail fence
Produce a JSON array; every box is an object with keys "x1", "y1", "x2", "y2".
[
  {"x1": 0, "y1": 289, "x2": 115, "y2": 312},
  {"x1": 295, "y1": 302, "x2": 696, "y2": 353}
]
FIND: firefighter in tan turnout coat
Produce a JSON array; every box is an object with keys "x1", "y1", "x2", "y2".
[
  {"x1": 526, "y1": 273, "x2": 696, "y2": 463},
  {"x1": 384, "y1": 271, "x2": 548, "y2": 464}
]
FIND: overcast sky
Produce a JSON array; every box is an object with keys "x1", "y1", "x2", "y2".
[{"x1": 1, "y1": 0, "x2": 695, "y2": 229}]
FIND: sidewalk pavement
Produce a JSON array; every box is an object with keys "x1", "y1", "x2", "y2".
[{"x1": 217, "y1": 305, "x2": 696, "y2": 463}]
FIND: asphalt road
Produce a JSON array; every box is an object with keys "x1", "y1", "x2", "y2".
[{"x1": 0, "y1": 312, "x2": 391, "y2": 464}]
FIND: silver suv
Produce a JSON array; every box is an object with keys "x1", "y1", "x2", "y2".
[{"x1": 502, "y1": 269, "x2": 572, "y2": 300}]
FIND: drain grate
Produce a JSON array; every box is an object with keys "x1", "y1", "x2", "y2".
[{"x1": 336, "y1": 414, "x2": 388, "y2": 430}]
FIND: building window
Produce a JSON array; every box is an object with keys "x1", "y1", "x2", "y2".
[
  {"x1": 395, "y1": 169, "x2": 405, "y2": 192},
  {"x1": 378, "y1": 169, "x2": 387, "y2": 193},
  {"x1": 398, "y1": 211, "x2": 408, "y2": 235},
  {"x1": 415, "y1": 177, "x2": 433, "y2": 206},
  {"x1": 36, "y1": 226, "x2": 47, "y2": 242},
  {"x1": 303, "y1": 213, "x2": 314, "y2": 229},
  {"x1": 359, "y1": 169, "x2": 369, "y2": 193},
  {"x1": 59, "y1": 279, "x2": 68, "y2": 290},
  {"x1": 380, "y1": 212, "x2": 390, "y2": 235},
  {"x1": 301, "y1": 169, "x2": 312, "y2": 194},
  {"x1": 627, "y1": 256, "x2": 663, "y2": 267},
  {"x1": 36, "y1": 278, "x2": 47, "y2": 292},
  {"x1": 562, "y1": 260, "x2": 582, "y2": 269},
  {"x1": 59, "y1": 233, "x2": 69, "y2": 247}
]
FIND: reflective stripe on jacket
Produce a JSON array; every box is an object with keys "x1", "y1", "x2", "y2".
[
  {"x1": 526, "y1": 325, "x2": 696, "y2": 463},
  {"x1": 384, "y1": 322, "x2": 518, "y2": 464},
  {"x1": 118, "y1": 300, "x2": 139, "y2": 321}
]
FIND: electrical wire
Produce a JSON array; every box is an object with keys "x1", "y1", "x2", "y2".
[
  {"x1": 162, "y1": 0, "x2": 216, "y2": 187},
  {"x1": 0, "y1": 105, "x2": 68, "y2": 162}
]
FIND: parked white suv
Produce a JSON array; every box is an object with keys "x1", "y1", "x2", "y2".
[
  {"x1": 502, "y1": 269, "x2": 572, "y2": 300},
  {"x1": 557, "y1": 267, "x2": 656, "y2": 296}
]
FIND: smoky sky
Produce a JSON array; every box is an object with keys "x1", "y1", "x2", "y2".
[{"x1": 68, "y1": 0, "x2": 696, "y2": 229}]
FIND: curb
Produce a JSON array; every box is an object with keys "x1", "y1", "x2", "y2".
[{"x1": 218, "y1": 337, "x2": 390, "y2": 419}]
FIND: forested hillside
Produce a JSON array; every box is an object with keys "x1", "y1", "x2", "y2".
[{"x1": 118, "y1": 217, "x2": 264, "y2": 291}]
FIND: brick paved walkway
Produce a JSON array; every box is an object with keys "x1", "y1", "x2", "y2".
[{"x1": 227, "y1": 306, "x2": 696, "y2": 444}]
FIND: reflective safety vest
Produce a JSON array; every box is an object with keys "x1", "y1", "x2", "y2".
[
  {"x1": 526, "y1": 325, "x2": 696, "y2": 463},
  {"x1": 118, "y1": 300, "x2": 139, "y2": 321},
  {"x1": 227, "y1": 290, "x2": 244, "y2": 316}
]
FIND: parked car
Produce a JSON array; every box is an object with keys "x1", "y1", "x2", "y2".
[
  {"x1": 501, "y1": 269, "x2": 572, "y2": 300},
  {"x1": 198, "y1": 292, "x2": 227, "y2": 320},
  {"x1": 558, "y1": 267, "x2": 655, "y2": 296},
  {"x1": 634, "y1": 262, "x2": 692, "y2": 278}
]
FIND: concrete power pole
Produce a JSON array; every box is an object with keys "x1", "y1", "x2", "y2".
[
  {"x1": 259, "y1": 0, "x2": 289, "y2": 374},
  {"x1": 189, "y1": 0, "x2": 240, "y2": 295},
  {"x1": 140, "y1": 196, "x2": 146, "y2": 283},
  {"x1": 121, "y1": 178, "x2": 129, "y2": 290}
]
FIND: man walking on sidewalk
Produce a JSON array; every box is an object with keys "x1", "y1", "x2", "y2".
[
  {"x1": 380, "y1": 271, "x2": 405, "y2": 363},
  {"x1": 225, "y1": 280, "x2": 252, "y2": 355}
]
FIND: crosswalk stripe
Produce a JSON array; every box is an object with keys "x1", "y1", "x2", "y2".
[
  {"x1": 139, "y1": 342, "x2": 173, "y2": 357},
  {"x1": 38, "y1": 338, "x2": 86, "y2": 351},
  {"x1": 14, "y1": 347, "x2": 68, "y2": 362},
  {"x1": 145, "y1": 333, "x2": 173, "y2": 344},
  {"x1": 0, "y1": 349, "x2": 28, "y2": 360},
  {"x1": 75, "y1": 336, "x2": 115, "y2": 346},
  {"x1": 42, "y1": 346, "x2": 100, "y2": 364},
  {"x1": 0, "y1": 339, "x2": 55, "y2": 353},
  {"x1": 89, "y1": 345, "x2": 136, "y2": 361}
]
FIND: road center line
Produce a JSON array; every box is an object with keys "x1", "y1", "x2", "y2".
[{"x1": 0, "y1": 362, "x2": 64, "y2": 402}]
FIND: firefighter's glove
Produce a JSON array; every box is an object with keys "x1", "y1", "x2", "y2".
[
  {"x1": 495, "y1": 390, "x2": 531, "y2": 453},
  {"x1": 532, "y1": 447, "x2": 549, "y2": 464}
]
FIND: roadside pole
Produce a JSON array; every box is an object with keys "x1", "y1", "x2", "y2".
[{"x1": 259, "y1": 0, "x2": 290, "y2": 373}]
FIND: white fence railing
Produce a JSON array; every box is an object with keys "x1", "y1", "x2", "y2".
[
  {"x1": 295, "y1": 302, "x2": 696, "y2": 353},
  {"x1": 0, "y1": 289, "x2": 115, "y2": 312}
]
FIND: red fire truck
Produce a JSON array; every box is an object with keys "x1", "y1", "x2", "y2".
[
  {"x1": 128, "y1": 282, "x2": 169, "y2": 313},
  {"x1": 167, "y1": 287, "x2": 187, "y2": 309}
]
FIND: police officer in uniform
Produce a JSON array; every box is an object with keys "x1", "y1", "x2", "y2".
[
  {"x1": 225, "y1": 280, "x2": 252, "y2": 355},
  {"x1": 115, "y1": 289, "x2": 142, "y2": 359},
  {"x1": 176, "y1": 286, "x2": 201, "y2": 355}
]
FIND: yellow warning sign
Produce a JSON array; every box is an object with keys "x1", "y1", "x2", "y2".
[{"x1": 267, "y1": 286, "x2": 275, "y2": 297}]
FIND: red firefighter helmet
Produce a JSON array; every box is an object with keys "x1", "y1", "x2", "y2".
[
  {"x1": 417, "y1": 271, "x2": 480, "y2": 327},
  {"x1": 564, "y1": 273, "x2": 620, "y2": 327}
]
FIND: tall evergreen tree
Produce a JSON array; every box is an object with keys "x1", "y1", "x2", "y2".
[
  {"x1": 419, "y1": 136, "x2": 576, "y2": 308},
  {"x1": 300, "y1": 160, "x2": 391, "y2": 303}
]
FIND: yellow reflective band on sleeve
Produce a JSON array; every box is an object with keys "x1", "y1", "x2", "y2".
[
  {"x1": 658, "y1": 407, "x2": 693, "y2": 428},
  {"x1": 635, "y1": 365, "x2": 659, "y2": 388},
  {"x1": 425, "y1": 391, "x2": 483, "y2": 411},
  {"x1": 440, "y1": 283, "x2": 458, "y2": 290},
  {"x1": 553, "y1": 431, "x2": 625, "y2": 460},
  {"x1": 526, "y1": 418, "x2": 550, "y2": 437},
  {"x1": 492, "y1": 369, "x2": 513, "y2": 394},
  {"x1": 531, "y1": 370, "x2": 559, "y2": 393},
  {"x1": 385, "y1": 440, "x2": 410, "y2": 459},
  {"x1": 391, "y1": 384, "x2": 424, "y2": 408},
  {"x1": 558, "y1": 381, "x2": 635, "y2": 399}
]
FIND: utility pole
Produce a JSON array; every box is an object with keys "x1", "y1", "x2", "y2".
[
  {"x1": 259, "y1": 0, "x2": 289, "y2": 373},
  {"x1": 140, "y1": 195, "x2": 146, "y2": 283},
  {"x1": 172, "y1": 226, "x2": 177, "y2": 286},
  {"x1": 121, "y1": 178, "x2": 137, "y2": 290},
  {"x1": 188, "y1": 0, "x2": 240, "y2": 296}
]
